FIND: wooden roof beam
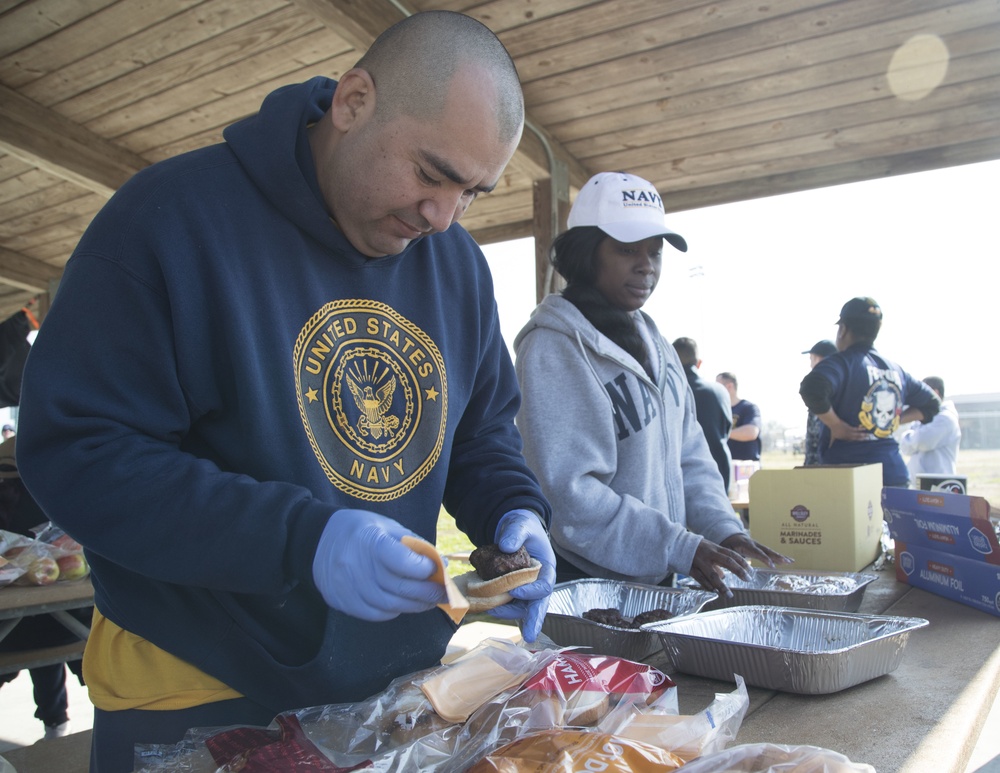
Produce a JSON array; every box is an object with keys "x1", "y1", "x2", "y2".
[
  {"x1": 0, "y1": 246, "x2": 64, "y2": 295},
  {"x1": 287, "y1": 0, "x2": 406, "y2": 52},
  {"x1": 0, "y1": 85, "x2": 148, "y2": 198}
]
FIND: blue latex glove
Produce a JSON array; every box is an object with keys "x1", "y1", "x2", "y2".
[
  {"x1": 486, "y1": 509, "x2": 556, "y2": 642},
  {"x1": 312, "y1": 509, "x2": 447, "y2": 621}
]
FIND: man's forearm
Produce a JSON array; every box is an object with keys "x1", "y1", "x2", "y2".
[{"x1": 729, "y1": 424, "x2": 760, "y2": 441}]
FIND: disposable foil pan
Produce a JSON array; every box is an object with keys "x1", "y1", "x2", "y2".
[
  {"x1": 535, "y1": 579, "x2": 718, "y2": 662},
  {"x1": 643, "y1": 605, "x2": 928, "y2": 694},
  {"x1": 682, "y1": 568, "x2": 878, "y2": 612}
]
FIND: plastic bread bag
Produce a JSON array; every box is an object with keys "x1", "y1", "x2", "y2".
[
  {"x1": 298, "y1": 637, "x2": 556, "y2": 768},
  {"x1": 134, "y1": 714, "x2": 346, "y2": 772},
  {"x1": 672, "y1": 742, "x2": 876, "y2": 772},
  {"x1": 464, "y1": 728, "x2": 688, "y2": 772},
  {"x1": 132, "y1": 643, "x2": 676, "y2": 773},
  {"x1": 134, "y1": 638, "x2": 561, "y2": 773},
  {"x1": 443, "y1": 651, "x2": 676, "y2": 772},
  {"x1": 602, "y1": 675, "x2": 749, "y2": 762}
]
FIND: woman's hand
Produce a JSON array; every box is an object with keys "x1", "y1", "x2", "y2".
[
  {"x1": 690, "y1": 534, "x2": 793, "y2": 598},
  {"x1": 689, "y1": 539, "x2": 750, "y2": 599},
  {"x1": 721, "y1": 533, "x2": 793, "y2": 569}
]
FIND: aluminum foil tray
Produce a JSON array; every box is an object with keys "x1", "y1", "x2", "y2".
[
  {"x1": 688, "y1": 568, "x2": 878, "y2": 612},
  {"x1": 643, "y1": 605, "x2": 928, "y2": 694},
  {"x1": 535, "y1": 579, "x2": 718, "y2": 662}
]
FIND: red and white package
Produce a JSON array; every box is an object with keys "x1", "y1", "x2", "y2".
[{"x1": 443, "y1": 651, "x2": 676, "y2": 772}]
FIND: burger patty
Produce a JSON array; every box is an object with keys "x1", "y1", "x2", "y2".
[
  {"x1": 469, "y1": 544, "x2": 533, "y2": 580},
  {"x1": 582, "y1": 607, "x2": 675, "y2": 629}
]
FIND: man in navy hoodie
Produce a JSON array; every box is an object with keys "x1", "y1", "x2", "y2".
[
  {"x1": 16, "y1": 11, "x2": 555, "y2": 768},
  {"x1": 799, "y1": 297, "x2": 940, "y2": 486}
]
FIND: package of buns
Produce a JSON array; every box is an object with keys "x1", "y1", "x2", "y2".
[
  {"x1": 604, "y1": 675, "x2": 750, "y2": 762},
  {"x1": 465, "y1": 728, "x2": 687, "y2": 772},
  {"x1": 443, "y1": 651, "x2": 677, "y2": 772},
  {"x1": 667, "y1": 742, "x2": 876, "y2": 772},
  {"x1": 131, "y1": 640, "x2": 682, "y2": 773}
]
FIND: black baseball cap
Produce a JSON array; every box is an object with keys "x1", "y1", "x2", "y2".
[
  {"x1": 837, "y1": 297, "x2": 882, "y2": 324},
  {"x1": 802, "y1": 340, "x2": 837, "y2": 357}
]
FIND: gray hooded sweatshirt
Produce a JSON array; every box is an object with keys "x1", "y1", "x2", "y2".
[{"x1": 513, "y1": 294, "x2": 746, "y2": 584}]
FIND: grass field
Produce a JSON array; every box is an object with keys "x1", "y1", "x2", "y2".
[{"x1": 435, "y1": 448, "x2": 1000, "y2": 566}]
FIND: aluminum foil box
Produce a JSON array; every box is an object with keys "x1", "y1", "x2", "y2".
[
  {"x1": 748, "y1": 464, "x2": 883, "y2": 571},
  {"x1": 882, "y1": 487, "x2": 999, "y2": 565},
  {"x1": 895, "y1": 541, "x2": 1000, "y2": 618}
]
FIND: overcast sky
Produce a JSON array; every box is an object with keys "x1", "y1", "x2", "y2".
[{"x1": 483, "y1": 158, "x2": 999, "y2": 434}]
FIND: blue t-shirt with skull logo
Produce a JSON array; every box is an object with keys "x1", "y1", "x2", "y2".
[{"x1": 802, "y1": 344, "x2": 939, "y2": 486}]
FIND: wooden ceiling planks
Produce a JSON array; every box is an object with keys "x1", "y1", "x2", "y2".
[
  {"x1": 57, "y1": 8, "x2": 334, "y2": 128},
  {"x1": 0, "y1": 0, "x2": 996, "y2": 321}
]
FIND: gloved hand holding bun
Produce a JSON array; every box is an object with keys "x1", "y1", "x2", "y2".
[{"x1": 461, "y1": 509, "x2": 556, "y2": 642}]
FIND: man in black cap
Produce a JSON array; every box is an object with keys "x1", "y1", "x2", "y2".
[
  {"x1": 801, "y1": 340, "x2": 837, "y2": 465},
  {"x1": 799, "y1": 297, "x2": 940, "y2": 486}
]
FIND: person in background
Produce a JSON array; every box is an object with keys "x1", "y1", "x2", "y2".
[
  {"x1": 672, "y1": 337, "x2": 733, "y2": 492},
  {"x1": 898, "y1": 376, "x2": 961, "y2": 478},
  {"x1": 801, "y1": 340, "x2": 838, "y2": 465},
  {"x1": 514, "y1": 171, "x2": 790, "y2": 599},
  {"x1": 16, "y1": 11, "x2": 555, "y2": 767},
  {"x1": 2, "y1": 423, "x2": 14, "y2": 439},
  {"x1": 799, "y1": 297, "x2": 940, "y2": 487},
  {"x1": 716, "y1": 372, "x2": 762, "y2": 462}
]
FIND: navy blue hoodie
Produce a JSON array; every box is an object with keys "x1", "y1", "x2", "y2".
[
  {"x1": 800, "y1": 343, "x2": 939, "y2": 486},
  {"x1": 16, "y1": 77, "x2": 549, "y2": 713}
]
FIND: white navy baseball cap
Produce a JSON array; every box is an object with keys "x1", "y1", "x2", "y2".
[{"x1": 567, "y1": 171, "x2": 688, "y2": 252}]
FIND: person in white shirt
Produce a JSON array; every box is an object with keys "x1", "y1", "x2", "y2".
[{"x1": 898, "y1": 376, "x2": 961, "y2": 477}]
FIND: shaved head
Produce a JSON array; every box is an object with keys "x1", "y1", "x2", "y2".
[{"x1": 356, "y1": 11, "x2": 524, "y2": 146}]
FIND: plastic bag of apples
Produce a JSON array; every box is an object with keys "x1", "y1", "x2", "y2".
[{"x1": 0, "y1": 523, "x2": 89, "y2": 587}]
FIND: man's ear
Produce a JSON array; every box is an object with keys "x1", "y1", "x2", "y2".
[{"x1": 330, "y1": 68, "x2": 375, "y2": 131}]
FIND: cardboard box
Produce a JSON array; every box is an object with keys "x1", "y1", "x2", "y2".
[
  {"x1": 915, "y1": 474, "x2": 967, "y2": 495},
  {"x1": 882, "y1": 488, "x2": 999, "y2": 565},
  {"x1": 895, "y1": 541, "x2": 1000, "y2": 618},
  {"x1": 748, "y1": 464, "x2": 883, "y2": 572}
]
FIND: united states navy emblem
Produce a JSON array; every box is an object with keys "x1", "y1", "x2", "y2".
[{"x1": 294, "y1": 300, "x2": 447, "y2": 501}]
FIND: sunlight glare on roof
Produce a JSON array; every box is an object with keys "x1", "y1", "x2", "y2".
[{"x1": 887, "y1": 34, "x2": 950, "y2": 101}]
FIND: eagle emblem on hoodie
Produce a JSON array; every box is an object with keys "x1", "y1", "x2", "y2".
[{"x1": 346, "y1": 370, "x2": 399, "y2": 439}]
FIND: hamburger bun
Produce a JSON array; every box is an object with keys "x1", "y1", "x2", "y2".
[
  {"x1": 453, "y1": 546, "x2": 542, "y2": 613},
  {"x1": 564, "y1": 691, "x2": 610, "y2": 726}
]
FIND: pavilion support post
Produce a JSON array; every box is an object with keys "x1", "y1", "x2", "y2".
[{"x1": 532, "y1": 165, "x2": 570, "y2": 304}]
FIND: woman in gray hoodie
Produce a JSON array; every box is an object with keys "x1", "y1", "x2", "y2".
[{"x1": 514, "y1": 172, "x2": 789, "y2": 598}]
